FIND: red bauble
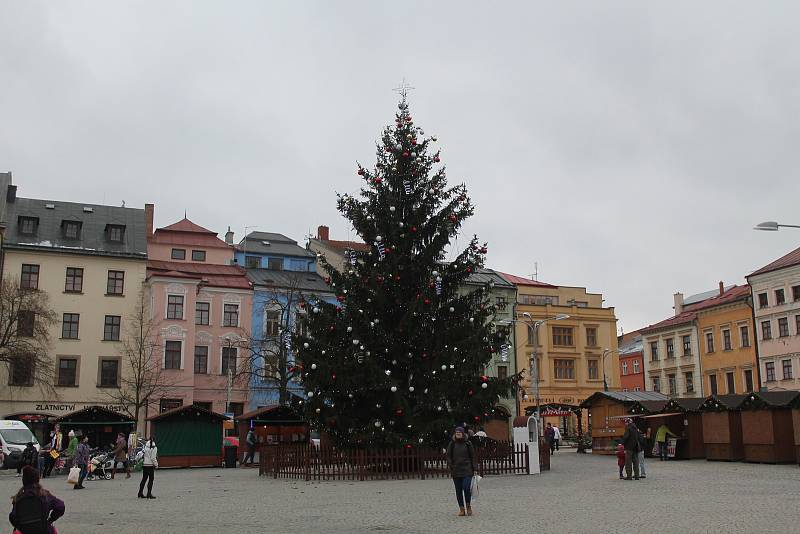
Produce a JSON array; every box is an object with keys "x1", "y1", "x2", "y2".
[
  {"x1": 357, "y1": 168, "x2": 364, "y2": 176},
  {"x1": 434, "y1": 156, "x2": 440, "y2": 163},
  {"x1": 480, "y1": 247, "x2": 487, "y2": 254},
  {"x1": 374, "y1": 177, "x2": 382, "y2": 184},
  {"x1": 474, "y1": 416, "x2": 480, "y2": 422},
  {"x1": 328, "y1": 420, "x2": 337, "y2": 427},
  {"x1": 468, "y1": 390, "x2": 474, "y2": 396},
  {"x1": 336, "y1": 306, "x2": 343, "y2": 313},
  {"x1": 395, "y1": 409, "x2": 404, "y2": 416},
  {"x1": 331, "y1": 374, "x2": 336, "y2": 380},
  {"x1": 329, "y1": 326, "x2": 335, "y2": 331},
  {"x1": 411, "y1": 226, "x2": 417, "y2": 232},
  {"x1": 384, "y1": 247, "x2": 391, "y2": 253},
  {"x1": 402, "y1": 151, "x2": 410, "y2": 157},
  {"x1": 411, "y1": 139, "x2": 417, "y2": 145},
  {"x1": 407, "y1": 116, "x2": 413, "y2": 121},
  {"x1": 336, "y1": 295, "x2": 345, "y2": 302},
  {"x1": 394, "y1": 275, "x2": 401, "y2": 281},
  {"x1": 424, "y1": 298, "x2": 431, "y2": 305},
  {"x1": 429, "y1": 282, "x2": 435, "y2": 289},
  {"x1": 448, "y1": 214, "x2": 457, "y2": 222},
  {"x1": 466, "y1": 267, "x2": 473, "y2": 273},
  {"x1": 481, "y1": 375, "x2": 488, "y2": 382},
  {"x1": 324, "y1": 277, "x2": 332, "y2": 284}
]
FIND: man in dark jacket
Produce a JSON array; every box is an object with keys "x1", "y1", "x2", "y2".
[
  {"x1": 16, "y1": 442, "x2": 37, "y2": 477},
  {"x1": 621, "y1": 418, "x2": 640, "y2": 480},
  {"x1": 446, "y1": 426, "x2": 477, "y2": 517}
]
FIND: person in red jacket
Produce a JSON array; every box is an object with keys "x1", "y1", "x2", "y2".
[{"x1": 615, "y1": 443, "x2": 625, "y2": 479}]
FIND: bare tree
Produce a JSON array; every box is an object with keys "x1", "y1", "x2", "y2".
[{"x1": 0, "y1": 278, "x2": 58, "y2": 392}]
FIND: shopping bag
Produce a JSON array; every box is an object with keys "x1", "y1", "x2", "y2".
[
  {"x1": 67, "y1": 466, "x2": 80, "y2": 485},
  {"x1": 470, "y1": 475, "x2": 482, "y2": 499},
  {"x1": 50, "y1": 449, "x2": 60, "y2": 459}
]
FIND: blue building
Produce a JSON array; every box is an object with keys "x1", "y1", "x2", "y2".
[{"x1": 234, "y1": 231, "x2": 317, "y2": 272}]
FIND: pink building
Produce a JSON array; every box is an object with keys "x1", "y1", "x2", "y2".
[{"x1": 145, "y1": 205, "x2": 252, "y2": 423}]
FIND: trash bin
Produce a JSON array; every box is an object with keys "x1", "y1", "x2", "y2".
[{"x1": 224, "y1": 445, "x2": 237, "y2": 468}]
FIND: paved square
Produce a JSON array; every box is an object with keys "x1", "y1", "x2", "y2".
[{"x1": 2, "y1": 451, "x2": 799, "y2": 533}]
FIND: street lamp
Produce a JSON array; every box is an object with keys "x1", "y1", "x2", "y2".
[
  {"x1": 601, "y1": 348, "x2": 621, "y2": 392},
  {"x1": 753, "y1": 221, "x2": 800, "y2": 231},
  {"x1": 519, "y1": 312, "x2": 570, "y2": 433}
]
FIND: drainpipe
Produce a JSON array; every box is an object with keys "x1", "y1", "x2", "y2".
[{"x1": 744, "y1": 286, "x2": 763, "y2": 391}]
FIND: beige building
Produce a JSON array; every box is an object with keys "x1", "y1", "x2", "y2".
[
  {"x1": 0, "y1": 187, "x2": 148, "y2": 438},
  {"x1": 500, "y1": 272, "x2": 619, "y2": 437}
]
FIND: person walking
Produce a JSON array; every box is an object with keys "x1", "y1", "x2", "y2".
[
  {"x1": 242, "y1": 428, "x2": 257, "y2": 467},
  {"x1": 621, "y1": 418, "x2": 640, "y2": 480},
  {"x1": 16, "y1": 442, "x2": 37, "y2": 477},
  {"x1": 552, "y1": 425, "x2": 562, "y2": 452},
  {"x1": 446, "y1": 426, "x2": 477, "y2": 517},
  {"x1": 615, "y1": 443, "x2": 626, "y2": 479},
  {"x1": 138, "y1": 437, "x2": 158, "y2": 499},
  {"x1": 545, "y1": 423, "x2": 555, "y2": 454},
  {"x1": 637, "y1": 427, "x2": 647, "y2": 479},
  {"x1": 110, "y1": 432, "x2": 131, "y2": 479},
  {"x1": 73, "y1": 436, "x2": 90, "y2": 490},
  {"x1": 9, "y1": 465, "x2": 65, "y2": 534}
]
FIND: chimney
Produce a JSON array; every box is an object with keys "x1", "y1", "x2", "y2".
[
  {"x1": 144, "y1": 203, "x2": 154, "y2": 238},
  {"x1": 317, "y1": 225, "x2": 330, "y2": 241},
  {"x1": 6, "y1": 184, "x2": 16, "y2": 203},
  {"x1": 673, "y1": 292, "x2": 684, "y2": 315},
  {"x1": 225, "y1": 226, "x2": 234, "y2": 245},
  {"x1": 719, "y1": 281, "x2": 725, "y2": 296}
]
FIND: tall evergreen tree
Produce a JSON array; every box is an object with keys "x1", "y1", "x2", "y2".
[{"x1": 297, "y1": 94, "x2": 517, "y2": 447}]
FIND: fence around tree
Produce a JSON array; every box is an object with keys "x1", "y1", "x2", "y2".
[{"x1": 259, "y1": 440, "x2": 530, "y2": 481}]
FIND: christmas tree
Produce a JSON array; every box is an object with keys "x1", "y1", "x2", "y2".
[{"x1": 296, "y1": 93, "x2": 517, "y2": 447}]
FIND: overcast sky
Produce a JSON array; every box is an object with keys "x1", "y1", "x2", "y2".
[{"x1": 2, "y1": 1, "x2": 799, "y2": 333}]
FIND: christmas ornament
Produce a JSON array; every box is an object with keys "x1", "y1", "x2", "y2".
[
  {"x1": 390, "y1": 386, "x2": 397, "y2": 392},
  {"x1": 311, "y1": 364, "x2": 317, "y2": 370},
  {"x1": 308, "y1": 392, "x2": 315, "y2": 398},
  {"x1": 389, "y1": 206, "x2": 396, "y2": 212},
  {"x1": 481, "y1": 383, "x2": 488, "y2": 389},
  {"x1": 435, "y1": 277, "x2": 442, "y2": 295},
  {"x1": 403, "y1": 180, "x2": 412, "y2": 194}
]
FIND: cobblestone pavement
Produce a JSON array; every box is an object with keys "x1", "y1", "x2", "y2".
[{"x1": 2, "y1": 450, "x2": 799, "y2": 534}]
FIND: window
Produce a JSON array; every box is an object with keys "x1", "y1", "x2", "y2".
[
  {"x1": 106, "y1": 224, "x2": 125, "y2": 242},
  {"x1": 167, "y1": 295, "x2": 184, "y2": 320},
  {"x1": 106, "y1": 270, "x2": 124, "y2": 295},
  {"x1": 103, "y1": 315, "x2": 121, "y2": 341},
  {"x1": 762, "y1": 320, "x2": 772, "y2": 340},
  {"x1": 706, "y1": 332, "x2": 714, "y2": 353},
  {"x1": 222, "y1": 347, "x2": 237, "y2": 375},
  {"x1": 554, "y1": 359, "x2": 575, "y2": 379},
  {"x1": 62, "y1": 220, "x2": 81, "y2": 239},
  {"x1": 171, "y1": 248, "x2": 186, "y2": 260},
  {"x1": 633, "y1": 360, "x2": 640, "y2": 374},
  {"x1": 195, "y1": 302, "x2": 210, "y2": 325},
  {"x1": 17, "y1": 311, "x2": 34, "y2": 337},
  {"x1": 265, "y1": 310, "x2": 280, "y2": 336},
  {"x1": 652, "y1": 377, "x2": 661, "y2": 393},
  {"x1": 552, "y1": 327, "x2": 574, "y2": 347},
  {"x1": 765, "y1": 362, "x2": 776, "y2": 382},
  {"x1": 57, "y1": 358, "x2": 77, "y2": 387},
  {"x1": 783, "y1": 359, "x2": 793, "y2": 380},
  {"x1": 793, "y1": 285, "x2": 800, "y2": 302},
  {"x1": 776, "y1": 289, "x2": 786, "y2": 305},
  {"x1": 497, "y1": 365, "x2": 508, "y2": 379},
  {"x1": 9, "y1": 355, "x2": 33, "y2": 386},
  {"x1": 726, "y1": 372, "x2": 735, "y2": 393},
  {"x1": 758, "y1": 292, "x2": 769, "y2": 308},
  {"x1": 797, "y1": 316, "x2": 800, "y2": 337},
  {"x1": 668, "y1": 374, "x2": 677, "y2": 395},
  {"x1": 682, "y1": 335, "x2": 692, "y2": 356},
  {"x1": 192, "y1": 250, "x2": 206, "y2": 262},
  {"x1": 722, "y1": 329, "x2": 732, "y2": 351},
  {"x1": 495, "y1": 297, "x2": 507, "y2": 310},
  {"x1": 267, "y1": 258, "x2": 283, "y2": 271},
  {"x1": 744, "y1": 369, "x2": 754, "y2": 392},
  {"x1": 520, "y1": 295, "x2": 559, "y2": 306},
  {"x1": 587, "y1": 359, "x2": 599, "y2": 380},
  {"x1": 193, "y1": 401, "x2": 213, "y2": 411},
  {"x1": 164, "y1": 340, "x2": 181, "y2": 369},
  {"x1": 622, "y1": 361, "x2": 628, "y2": 375},
  {"x1": 21, "y1": 264, "x2": 39, "y2": 289},
  {"x1": 99, "y1": 359, "x2": 119, "y2": 387},
  {"x1": 586, "y1": 327, "x2": 598, "y2": 347},
  {"x1": 19, "y1": 216, "x2": 39, "y2": 235},
  {"x1": 160, "y1": 398, "x2": 183, "y2": 413},
  {"x1": 778, "y1": 317, "x2": 790, "y2": 338},
  {"x1": 245, "y1": 256, "x2": 260, "y2": 269},
  {"x1": 194, "y1": 346, "x2": 208, "y2": 374},
  {"x1": 685, "y1": 372, "x2": 694, "y2": 393},
  {"x1": 740, "y1": 326, "x2": 750, "y2": 347},
  {"x1": 666, "y1": 338, "x2": 675, "y2": 359},
  {"x1": 650, "y1": 341, "x2": 659, "y2": 361},
  {"x1": 709, "y1": 374, "x2": 718, "y2": 395},
  {"x1": 223, "y1": 304, "x2": 239, "y2": 327},
  {"x1": 62, "y1": 313, "x2": 79, "y2": 339},
  {"x1": 65, "y1": 267, "x2": 83, "y2": 292},
  {"x1": 634, "y1": 387, "x2": 641, "y2": 392},
  {"x1": 295, "y1": 311, "x2": 308, "y2": 338}
]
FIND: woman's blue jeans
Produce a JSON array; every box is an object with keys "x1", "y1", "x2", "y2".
[{"x1": 452, "y1": 476, "x2": 473, "y2": 507}]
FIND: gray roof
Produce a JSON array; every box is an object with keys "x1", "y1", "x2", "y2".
[
  {"x1": 581, "y1": 390, "x2": 670, "y2": 408},
  {"x1": 237, "y1": 231, "x2": 315, "y2": 258},
  {"x1": 620, "y1": 335, "x2": 643, "y2": 355},
  {"x1": 247, "y1": 269, "x2": 333, "y2": 294},
  {"x1": 4, "y1": 196, "x2": 147, "y2": 259},
  {"x1": 465, "y1": 268, "x2": 515, "y2": 289},
  {"x1": 684, "y1": 286, "x2": 734, "y2": 305}
]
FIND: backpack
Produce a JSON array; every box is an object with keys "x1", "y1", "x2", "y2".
[{"x1": 13, "y1": 493, "x2": 50, "y2": 534}]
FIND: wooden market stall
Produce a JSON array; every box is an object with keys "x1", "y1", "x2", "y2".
[
  {"x1": 738, "y1": 391, "x2": 799, "y2": 464},
  {"x1": 580, "y1": 391, "x2": 670, "y2": 454},
  {"x1": 53, "y1": 406, "x2": 135, "y2": 450},
  {"x1": 235, "y1": 405, "x2": 309, "y2": 447},
  {"x1": 700, "y1": 394, "x2": 746, "y2": 461},
  {"x1": 792, "y1": 395, "x2": 800, "y2": 465},
  {"x1": 641, "y1": 398, "x2": 705, "y2": 459},
  {"x1": 148, "y1": 405, "x2": 226, "y2": 468}
]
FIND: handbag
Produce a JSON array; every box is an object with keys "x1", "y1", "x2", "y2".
[
  {"x1": 49, "y1": 449, "x2": 60, "y2": 459},
  {"x1": 67, "y1": 466, "x2": 80, "y2": 485},
  {"x1": 470, "y1": 475, "x2": 482, "y2": 499}
]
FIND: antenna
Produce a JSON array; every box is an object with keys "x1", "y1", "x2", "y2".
[{"x1": 531, "y1": 262, "x2": 538, "y2": 281}]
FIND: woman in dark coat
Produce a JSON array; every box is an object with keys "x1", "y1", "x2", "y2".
[
  {"x1": 446, "y1": 426, "x2": 477, "y2": 517},
  {"x1": 9, "y1": 465, "x2": 65, "y2": 534}
]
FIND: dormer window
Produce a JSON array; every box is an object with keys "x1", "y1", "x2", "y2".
[
  {"x1": 62, "y1": 220, "x2": 82, "y2": 239},
  {"x1": 106, "y1": 224, "x2": 126, "y2": 242},
  {"x1": 19, "y1": 216, "x2": 39, "y2": 235}
]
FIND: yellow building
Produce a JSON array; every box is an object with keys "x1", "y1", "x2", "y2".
[
  {"x1": 696, "y1": 284, "x2": 757, "y2": 395},
  {"x1": 499, "y1": 272, "x2": 619, "y2": 437}
]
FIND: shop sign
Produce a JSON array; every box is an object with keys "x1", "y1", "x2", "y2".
[{"x1": 29, "y1": 403, "x2": 129, "y2": 413}]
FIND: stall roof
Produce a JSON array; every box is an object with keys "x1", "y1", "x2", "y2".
[
  {"x1": 53, "y1": 406, "x2": 134, "y2": 425},
  {"x1": 580, "y1": 390, "x2": 670, "y2": 408},
  {"x1": 637, "y1": 400, "x2": 670, "y2": 413},
  {"x1": 147, "y1": 404, "x2": 227, "y2": 422},
  {"x1": 701, "y1": 394, "x2": 749, "y2": 411},
  {"x1": 236, "y1": 405, "x2": 305, "y2": 424},
  {"x1": 739, "y1": 391, "x2": 800, "y2": 410},
  {"x1": 665, "y1": 397, "x2": 706, "y2": 412}
]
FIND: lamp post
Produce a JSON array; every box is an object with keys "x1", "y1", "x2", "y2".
[
  {"x1": 519, "y1": 312, "x2": 570, "y2": 434},
  {"x1": 753, "y1": 221, "x2": 800, "y2": 231},
  {"x1": 601, "y1": 348, "x2": 621, "y2": 392}
]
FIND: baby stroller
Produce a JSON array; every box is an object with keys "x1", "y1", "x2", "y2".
[
  {"x1": 86, "y1": 451, "x2": 114, "y2": 481},
  {"x1": 53, "y1": 453, "x2": 71, "y2": 476}
]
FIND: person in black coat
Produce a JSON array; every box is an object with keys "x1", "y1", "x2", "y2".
[
  {"x1": 446, "y1": 426, "x2": 477, "y2": 517},
  {"x1": 621, "y1": 419, "x2": 640, "y2": 480}
]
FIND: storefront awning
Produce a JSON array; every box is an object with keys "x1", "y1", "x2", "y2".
[{"x1": 608, "y1": 412, "x2": 682, "y2": 420}]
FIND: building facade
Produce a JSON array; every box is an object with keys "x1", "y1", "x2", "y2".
[
  {"x1": 235, "y1": 231, "x2": 317, "y2": 272},
  {"x1": 501, "y1": 272, "x2": 619, "y2": 437},
  {"x1": 307, "y1": 225, "x2": 371, "y2": 274},
  {"x1": 0, "y1": 189, "x2": 148, "y2": 438},
  {"x1": 747, "y1": 247, "x2": 800, "y2": 391},
  {"x1": 618, "y1": 332, "x2": 645, "y2": 392}
]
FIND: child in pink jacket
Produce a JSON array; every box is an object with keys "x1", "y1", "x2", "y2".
[{"x1": 616, "y1": 443, "x2": 625, "y2": 479}]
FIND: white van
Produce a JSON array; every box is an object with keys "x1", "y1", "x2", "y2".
[{"x1": 0, "y1": 420, "x2": 40, "y2": 469}]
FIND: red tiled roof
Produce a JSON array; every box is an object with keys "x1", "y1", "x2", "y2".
[
  {"x1": 159, "y1": 218, "x2": 217, "y2": 234},
  {"x1": 748, "y1": 246, "x2": 800, "y2": 278},
  {"x1": 496, "y1": 271, "x2": 557, "y2": 288},
  {"x1": 152, "y1": 218, "x2": 230, "y2": 248},
  {"x1": 319, "y1": 239, "x2": 371, "y2": 252},
  {"x1": 147, "y1": 260, "x2": 251, "y2": 290},
  {"x1": 641, "y1": 285, "x2": 751, "y2": 334}
]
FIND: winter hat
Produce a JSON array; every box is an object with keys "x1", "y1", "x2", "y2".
[
  {"x1": 454, "y1": 426, "x2": 465, "y2": 433},
  {"x1": 68, "y1": 430, "x2": 75, "y2": 437},
  {"x1": 22, "y1": 465, "x2": 39, "y2": 487}
]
